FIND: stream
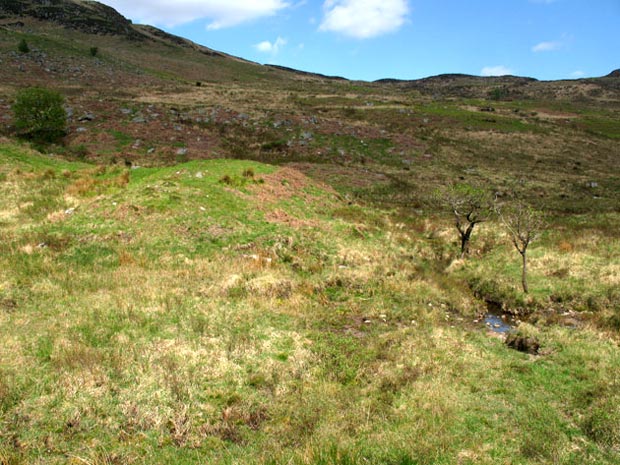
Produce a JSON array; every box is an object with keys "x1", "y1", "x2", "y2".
[{"x1": 484, "y1": 312, "x2": 516, "y2": 334}]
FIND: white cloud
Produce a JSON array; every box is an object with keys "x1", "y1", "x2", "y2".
[
  {"x1": 532, "y1": 40, "x2": 562, "y2": 52},
  {"x1": 481, "y1": 65, "x2": 513, "y2": 77},
  {"x1": 570, "y1": 70, "x2": 585, "y2": 78},
  {"x1": 319, "y1": 0, "x2": 409, "y2": 39},
  {"x1": 254, "y1": 37, "x2": 287, "y2": 54},
  {"x1": 99, "y1": 0, "x2": 290, "y2": 29}
]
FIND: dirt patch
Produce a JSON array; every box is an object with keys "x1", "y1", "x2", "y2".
[{"x1": 251, "y1": 166, "x2": 336, "y2": 204}]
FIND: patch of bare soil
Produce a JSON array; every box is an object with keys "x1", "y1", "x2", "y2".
[
  {"x1": 252, "y1": 167, "x2": 325, "y2": 203},
  {"x1": 249, "y1": 166, "x2": 336, "y2": 227}
]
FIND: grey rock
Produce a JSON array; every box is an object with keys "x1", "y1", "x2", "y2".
[{"x1": 78, "y1": 113, "x2": 95, "y2": 122}]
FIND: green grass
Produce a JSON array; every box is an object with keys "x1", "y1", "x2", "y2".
[
  {"x1": 0, "y1": 142, "x2": 619, "y2": 464},
  {"x1": 1, "y1": 15, "x2": 619, "y2": 463}
]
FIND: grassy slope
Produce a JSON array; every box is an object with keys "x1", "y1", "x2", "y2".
[
  {"x1": 1, "y1": 142, "x2": 619, "y2": 464},
  {"x1": 1, "y1": 10, "x2": 619, "y2": 465}
]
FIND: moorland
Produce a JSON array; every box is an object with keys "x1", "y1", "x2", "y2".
[{"x1": 0, "y1": 1, "x2": 619, "y2": 464}]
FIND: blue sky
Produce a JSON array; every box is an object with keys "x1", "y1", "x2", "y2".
[{"x1": 100, "y1": 0, "x2": 619, "y2": 81}]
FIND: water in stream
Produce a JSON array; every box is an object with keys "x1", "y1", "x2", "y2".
[{"x1": 484, "y1": 313, "x2": 516, "y2": 334}]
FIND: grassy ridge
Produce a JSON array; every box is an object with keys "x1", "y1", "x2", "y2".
[{"x1": 1, "y1": 142, "x2": 619, "y2": 464}]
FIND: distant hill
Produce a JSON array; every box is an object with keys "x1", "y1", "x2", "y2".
[{"x1": 2, "y1": 0, "x2": 619, "y2": 95}]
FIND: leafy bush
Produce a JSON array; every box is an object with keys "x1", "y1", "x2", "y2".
[
  {"x1": 12, "y1": 87, "x2": 67, "y2": 143},
  {"x1": 18, "y1": 39, "x2": 29, "y2": 53},
  {"x1": 89, "y1": 46, "x2": 99, "y2": 57}
]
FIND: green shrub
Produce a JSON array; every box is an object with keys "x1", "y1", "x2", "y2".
[
  {"x1": 18, "y1": 39, "x2": 29, "y2": 53},
  {"x1": 12, "y1": 87, "x2": 67, "y2": 143},
  {"x1": 89, "y1": 46, "x2": 99, "y2": 57}
]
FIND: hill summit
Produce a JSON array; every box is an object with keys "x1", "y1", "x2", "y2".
[{"x1": 0, "y1": 0, "x2": 139, "y2": 37}]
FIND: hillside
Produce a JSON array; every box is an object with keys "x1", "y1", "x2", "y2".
[{"x1": 0, "y1": 1, "x2": 619, "y2": 464}]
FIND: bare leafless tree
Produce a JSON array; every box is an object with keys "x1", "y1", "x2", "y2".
[
  {"x1": 496, "y1": 200, "x2": 545, "y2": 293},
  {"x1": 437, "y1": 184, "x2": 493, "y2": 258}
]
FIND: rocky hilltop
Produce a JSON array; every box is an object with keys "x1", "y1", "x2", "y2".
[
  {"x1": 0, "y1": 0, "x2": 140, "y2": 37},
  {"x1": 0, "y1": 0, "x2": 230, "y2": 57}
]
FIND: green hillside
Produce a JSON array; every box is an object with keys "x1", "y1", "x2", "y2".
[
  {"x1": 0, "y1": 1, "x2": 619, "y2": 463},
  {"x1": 1, "y1": 141, "x2": 619, "y2": 464}
]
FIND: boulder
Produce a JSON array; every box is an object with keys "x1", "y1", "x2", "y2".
[{"x1": 505, "y1": 334, "x2": 540, "y2": 355}]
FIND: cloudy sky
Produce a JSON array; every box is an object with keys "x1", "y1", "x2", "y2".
[{"x1": 100, "y1": 0, "x2": 619, "y2": 81}]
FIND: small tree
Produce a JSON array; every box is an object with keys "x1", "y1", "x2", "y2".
[
  {"x1": 496, "y1": 200, "x2": 545, "y2": 294},
  {"x1": 18, "y1": 39, "x2": 30, "y2": 53},
  {"x1": 437, "y1": 183, "x2": 493, "y2": 258},
  {"x1": 12, "y1": 87, "x2": 67, "y2": 143}
]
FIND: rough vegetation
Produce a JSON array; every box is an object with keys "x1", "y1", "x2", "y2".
[{"x1": 0, "y1": 2, "x2": 619, "y2": 464}]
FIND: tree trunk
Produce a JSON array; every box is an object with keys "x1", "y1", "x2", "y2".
[
  {"x1": 460, "y1": 224, "x2": 475, "y2": 258},
  {"x1": 521, "y1": 251, "x2": 529, "y2": 294}
]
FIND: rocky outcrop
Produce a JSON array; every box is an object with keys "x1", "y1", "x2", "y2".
[{"x1": 0, "y1": 0, "x2": 142, "y2": 39}]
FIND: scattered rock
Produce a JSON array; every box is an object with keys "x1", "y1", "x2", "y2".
[
  {"x1": 176, "y1": 148, "x2": 188, "y2": 156},
  {"x1": 505, "y1": 334, "x2": 540, "y2": 355},
  {"x1": 131, "y1": 115, "x2": 146, "y2": 124},
  {"x1": 78, "y1": 113, "x2": 95, "y2": 122}
]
